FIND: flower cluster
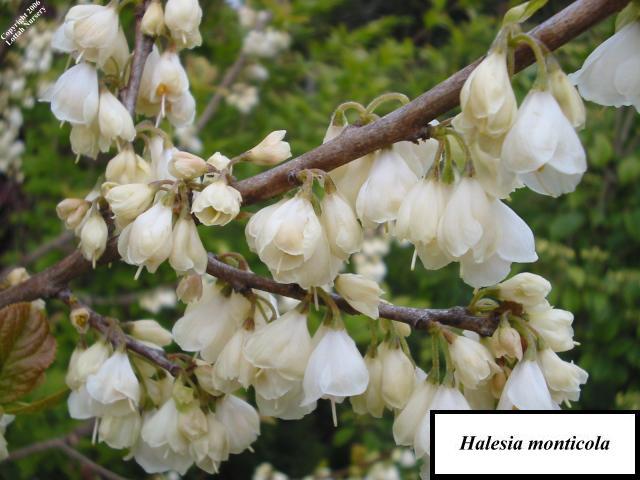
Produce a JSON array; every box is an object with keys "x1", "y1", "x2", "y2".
[
  {"x1": 0, "y1": 23, "x2": 55, "y2": 180},
  {"x1": 29, "y1": 0, "x2": 610, "y2": 478}
]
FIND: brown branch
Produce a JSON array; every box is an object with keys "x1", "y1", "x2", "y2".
[
  {"x1": 120, "y1": 0, "x2": 154, "y2": 116},
  {"x1": 0, "y1": 0, "x2": 627, "y2": 334},
  {"x1": 57, "y1": 288, "x2": 181, "y2": 376},
  {"x1": 193, "y1": 13, "x2": 272, "y2": 134},
  {"x1": 231, "y1": 0, "x2": 630, "y2": 204},
  {"x1": 206, "y1": 255, "x2": 498, "y2": 336},
  {"x1": 4, "y1": 422, "x2": 128, "y2": 480}
]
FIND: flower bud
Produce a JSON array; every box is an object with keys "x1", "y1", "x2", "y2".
[
  {"x1": 335, "y1": 273, "x2": 383, "y2": 319},
  {"x1": 79, "y1": 209, "x2": 108, "y2": 267},
  {"x1": 105, "y1": 183, "x2": 156, "y2": 224},
  {"x1": 141, "y1": 0, "x2": 165, "y2": 36},
  {"x1": 549, "y1": 64, "x2": 585, "y2": 129},
  {"x1": 65, "y1": 346, "x2": 84, "y2": 390},
  {"x1": 176, "y1": 273, "x2": 203, "y2": 303},
  {"x1": 498, "y1": 272, "x2": 551, "y2": 308},
  {"x1": 57, "y1": 198, "x2": 90, "y2": 230},
  {"x1": 76, "y1": 341, "x2": 111, "y2": 383},
  {"x1": 97, "y1": 88, "x2": 136, "y2": 148},
  {"x1": 460, "y1": 48, "x2": 517, "y2": 137},
  {"x1": 169, "y1": 151, "x2": 209, "y2": 179},
  {"x1": 320, "y1": 190, "x2": 362, "y2": 260},
  {"x1": 4, "y1": 267, "x2": 29, "y2": 287},
  {"x1": 106, "y1": 146, "x2": 151, "y2": 185},
  {"x1": 246, "y1": 130, "x2": 292, "y2": 166},
  {"x1": 169, "y1": 216, "x2": 208, "y2": 274},
  {"x1": 70, "y1": 307, "x2": 91, "y2": 334},
  {"x1": 486, "y1": 322, "x2": 523, "y2": 361},
  {"x1": 128, "y1": 319, "x2": 173, "y2": 347},
  {"x1": 207, "y1": 152, "x2": 231, "y2": 171}
]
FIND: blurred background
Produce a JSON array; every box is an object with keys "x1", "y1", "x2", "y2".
[{"x1": 1, "y1": 0, "x2": 639, "y2": 478}]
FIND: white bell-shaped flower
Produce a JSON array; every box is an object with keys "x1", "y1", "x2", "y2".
[
  {"x1": 105, "y1": 183, "x2": 155, "y2": 225},
  {"x1": 79, "y1": 208, "x2": 108, "y2": 267},
  {"x1": 468, "y1": 141, "x2": 519, "y2": 199},
  {"x1": 191, "y1": 179, "x2": 242, "y2": 226},
  {"x1": 537, "y1": 348, "x2": 588, "y2": 405},
  {"x1": 172, "y1": 281, "x2": 249, "y2": 360},
  {"x1": 243, "y1": 309, "x2": 312, "y2": 381},
  {"x1": 169, "y1": 215, "x2": 208, "y2": 274},
  {"x1": 40, "y1": 62, "x2": 99, "y2": 125},
  {"x1": 458, "y1": 200, "x2": 537, "y2": 288},
  {"x1": 448, "y1": 334, "x2": 498, "y2": 389},
  {"x1": 216, "y1": 394, "x2": 260, "y2": 454},
  {"x1": 498, "y1": 272, "x2": 551, "y2": 308},
  {"x1": 396, "y1": 177, "x2": 452, "y2": 270},
  {"x1": 302, "y1": 325, "x2": 369, "y2": 424},
  {"x1": 414, "y1": 386, "x2": 471, "y2": 459},
  {"x1": 68, "y1": 122, "x2": 100, "y2": 160},
  {"x1": 99, "y1": 411, "x2": 142, "y2": 450},
  {"x1": 97, "y1": 88, "x2": 136, "y2": 151},
  {"x1": 334, "y1": 273, "x2": 382, "y2": 319},
  {"x1": 253, "y1": 368, "x2": 298, "y2": 401},
  {"x1": 527, "y1": 305, "x2": 576, "y2": 352},
  {"x1": 52, "y1": 3, "x2": 122, "y2": 68},
  {"x1": 141, "y1": 398, "x2": 191, "y2": 457},
  {"x1": 459, "y1": 48, "x2": 517, "y2": 137},
  {"x1": 497, "y1": 359, "x2": 558, "y2": 410},
  {"x1": 212, "y1": 328, "x2": 257, "y2": 392},
  {"x1": 351, "y1": 351, "x2": 384, "y2": 418},
  {"x1": 393, "y1": 377, "x2": 436, "y2": 446},
  {"x1": 256, "y1": 381, "x2": 316, "y2": 420},
  {"x1": 569, "y1": 21, "x2": 640, "y2": 111},
  {"x1": 164, "y1": 0, "x2": 203, "y2": 49},
  {"x1": 502, "y1": 89, "x2": 586, "y2": 197},
  {"x1": 247, "y1": 193, "x2": 342, "y2": 288},
  {"x1": 189, "y1": 412, "x2": 230, "y2": 474},
  {"x1": 356, "y1": 148, "x2": 418, "y2": 226},
  {"x1": 118, "y1": 200, "x2": 174, "y2": 276},
  {"x1": 133, "y1": 411, "x2": 193, "y2": 475},
  {"x1": 129, "y1": 319, "x2": 173, "y2": 347},
  {"x1": 437, "y1": 177, "x2": 495, "y2": 261},
  {"x1": 320, "y1": 189, "x2": 362, "y2": 260},
  {"x1": 85, "y1": 351, "x2": 141, "y2": 407},
  {"x1": 379, "y1": 342, "x2": 415, "y2": 410}
]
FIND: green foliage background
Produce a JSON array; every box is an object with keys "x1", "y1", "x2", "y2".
[{"x1": 1, "y1": 0, "x2": 639, "y2": 478}]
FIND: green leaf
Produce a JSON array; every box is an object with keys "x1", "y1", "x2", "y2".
[
  {"x1": 0, "y1": 303, "x2": 56, "y2": 404},
  {"x1": 503, "y1": 0, "x2": 548, "y2": 27},
  {"x1": 3, "y1": 387, "x2": 68, "y2": 415}
]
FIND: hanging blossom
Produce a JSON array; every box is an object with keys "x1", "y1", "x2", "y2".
[{"x1": 35, "y1": 1, "x2": 599, "y2": 478}]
